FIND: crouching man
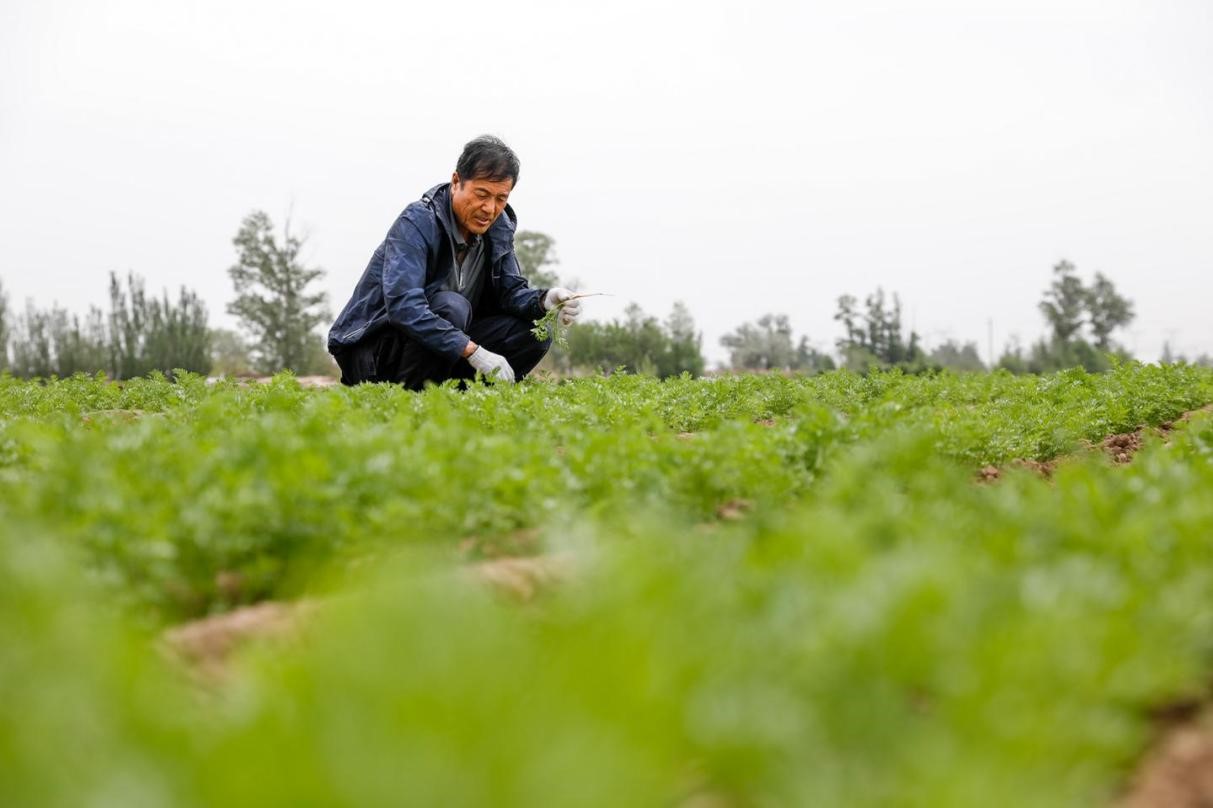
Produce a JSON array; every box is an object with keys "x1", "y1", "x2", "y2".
[{"x1": 328, "y1": 135, "x2": 581, "y2": 388}]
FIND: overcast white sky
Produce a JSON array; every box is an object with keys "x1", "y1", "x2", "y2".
[{"x1": 2, "y1": 0, "x2": 1210, "y2": 365}]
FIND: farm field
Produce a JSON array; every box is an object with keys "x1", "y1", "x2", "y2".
[{"x1": 4, "y1": 363, "x2": 1213, "y2": 807}]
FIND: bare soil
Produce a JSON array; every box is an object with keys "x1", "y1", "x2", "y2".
[
  {"x1": 1120, "y1": 708, "x2": 1213, "y2": 808},
  {"x1": 468, "y1": 553, "x2": 574, "y2": 602},
  {"x1": 458, "y1": 528, "x2": 543, "y2": 561},
  {"x1": 975, "y1": 457, "x2": 1059, "y2": 483},
  {"x1": 1103, "y1": 430, "x2": 1145, "y2": 464},
  {"x1": 714, "y1": 498, "x2": 754, "y2": 521},
  {"x1": 249, "y1": 375, "x2": 339, "y2": 388},
  {"x1": 162, "y1": 600, "x2": 309, "y2": 681},
  {"x1": 976, "y1": 404, "x2": 1213, "y2": 484},
  {"x1": 162, "y1": 553, "x2": 575, "y2": 677}
]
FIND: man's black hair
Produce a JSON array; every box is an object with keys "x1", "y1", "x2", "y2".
[{"x1": 455, "y1": 135, "x2": 520, "y2": 186}]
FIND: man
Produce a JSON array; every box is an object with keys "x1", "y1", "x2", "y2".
[{"x1": 328, "y1": 136, "x2": 581, "y2": 388}]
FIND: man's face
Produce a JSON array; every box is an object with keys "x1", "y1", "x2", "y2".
[{"x1": 450, "y1": 172, "x2": 513, "y2": 237}]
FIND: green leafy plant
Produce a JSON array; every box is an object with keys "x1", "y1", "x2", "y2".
[
  {"x1": 531, "y1": 292, "x2": 605, "y2": 348},
  {"x1": 2, "y1": 364, "x2": 1213, "y2": 806}
]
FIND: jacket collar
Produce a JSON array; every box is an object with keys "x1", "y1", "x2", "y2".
[{"x1": 423, "y1": 182, "x2": 516, "y2": 261}]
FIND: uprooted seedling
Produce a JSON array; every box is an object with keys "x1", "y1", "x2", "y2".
[{"x1": 531, "y1": 292, "x2": 608, "y2": 348}]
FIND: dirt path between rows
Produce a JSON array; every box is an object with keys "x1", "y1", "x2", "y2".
[
  {"x1": 162, "y1": 554, "x2": 574, "y2": 680},
  {"x1": 977, "y1": 403, "x2": 1213, "y2": 483},
  {"x1": 1120, "y1": 707, "x2": 1213, "y2": 808}
]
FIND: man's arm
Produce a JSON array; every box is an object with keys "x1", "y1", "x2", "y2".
[
  {"x1": 493, "y1": 250, "x2": 547, "y2": 322},
  {"x1": 382, "y1": 217, "x2": 471, "y2": 361}
]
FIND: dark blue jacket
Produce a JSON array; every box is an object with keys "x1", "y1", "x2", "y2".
[{"x1": 327, "y1": 183, "x2": 548, "y2": 361}]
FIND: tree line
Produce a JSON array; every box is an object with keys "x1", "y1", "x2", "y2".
[
  {"x1": 0, "y1": 211, "x2": 334, "y2": 380},
  {"x1": 1, "y1": 219, "x2": 1207, "y2": 380},
  {"x1": 0, "y1": 273, "x2": 210, "y2": 380},
  {"x1": 524, "y1": 238, "x2": 1210, "y2": 377}
]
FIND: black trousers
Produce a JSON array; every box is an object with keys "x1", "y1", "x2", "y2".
[{"x1": 334, "y1": 291, "x2": 552, "y2": 390}]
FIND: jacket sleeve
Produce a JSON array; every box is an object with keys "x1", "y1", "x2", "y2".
[
  {"x1": 382, "y1": 217, "x2": 470, "y2": 361},
  {"x1": 494, "y1": 248, "x2": 547, "y2": 322}
]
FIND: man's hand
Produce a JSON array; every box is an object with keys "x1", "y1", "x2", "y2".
[
  {"x1": 542, "y1": 288, "x2": 583, "y2": 327},
  {"x1": 466, "y1": 346, "x2": 516, "y2": 383}
]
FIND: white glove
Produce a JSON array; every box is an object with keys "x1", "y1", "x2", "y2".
[
  {"x1": 542, "y1": 287, "x2": 583, "y2": 327},
  {"x1": 466, "y1": 346, "x2": 516, "y2": 383}
]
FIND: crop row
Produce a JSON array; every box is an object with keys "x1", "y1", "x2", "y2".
[
  {"x1": 3, "y1": 388, "x2": 1213, "y2": 805},
  {"x1": 1, "y1": 363, "x2": 1211, "y2": 619}
]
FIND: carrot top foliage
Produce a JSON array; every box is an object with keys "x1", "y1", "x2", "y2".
[{"x1": 2, "y1": 363, "x2": 1213, "y2": 806}]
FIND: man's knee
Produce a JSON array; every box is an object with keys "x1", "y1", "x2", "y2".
[{"x1": 430, "y1": 291, "x2": 473, "y2": 331}]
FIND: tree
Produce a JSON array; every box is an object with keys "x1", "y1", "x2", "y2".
[
  {"x1": 0, "y1": 279, "x2": 8, "y2": 372},
  {"x1": 1160, "y1": 341, "x2": 1177, "y2": 365},
  {"x1": 514, "y1": 230, "x2": 562, "y2": 288},
  {"x1": 1038, "y1": 260, "x2": 1086, "y2": 344},
  {"x1": 1025, "y1": 261, "x2": 1135, "y2": 373},
  {"x1": 210, "y1": 328, "x2": 254, "y2": 377},
  {"x1": 997, "y1": 338, "x2": 1030, "y2": 375},
  {"x1": 143, "y1": 287, "x2": 210, "y2": 375},
  {"x1": 7, "y1": 302, "x2": 103, "y2": 378},
  {"x1": 6, "y1": 273, "x2": 210, "y2": 379},
  {"x1": 721, "y1": 314, "x2": 797, "y2": 371},
  {"x1": 929, "y1": 340, "x2": 986, "y2": 372},
  {"x1": 833, "y1": 295, "x2": 865, "y2": 353},
  {"x1": 834, "y1": 288, "x2": 927, "y2": 372},
  {"x1": 998, "y1": 336, "x2": 1110, "y2": 375},
  {"x1": 9, "y1": 300, "x2": 53, "y2": 378},
  {"x1": 1085, "y1": 272, "x2": 1134, "y2": 351},
  {"x1": 663, "y1": 301, "x2": 706, "y2": 378},
  {"x1": 557, "y1": 301, "x2": 705, "y2": 378},
  {"x1": 721, "y1": 314, "x2": 833, "y2": 373},
  {"x1": 866, "y1": 288, "x2": 919, "y2": 365},
  {"x1": 107, "y1": 272, "x2": 147, "y2": 380},
  {"x1": 106, "y1": 272, "x2": 210, "y2": 379},
  {"x1": 52, "y1": 306, "x2": 108, "y2": 376},
  {"x1": 227, "y1": 211, "x2": 330, "y2": 374},
  {"x1": 795, "y1": 337, "x2": 836, "y2": 374}
]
